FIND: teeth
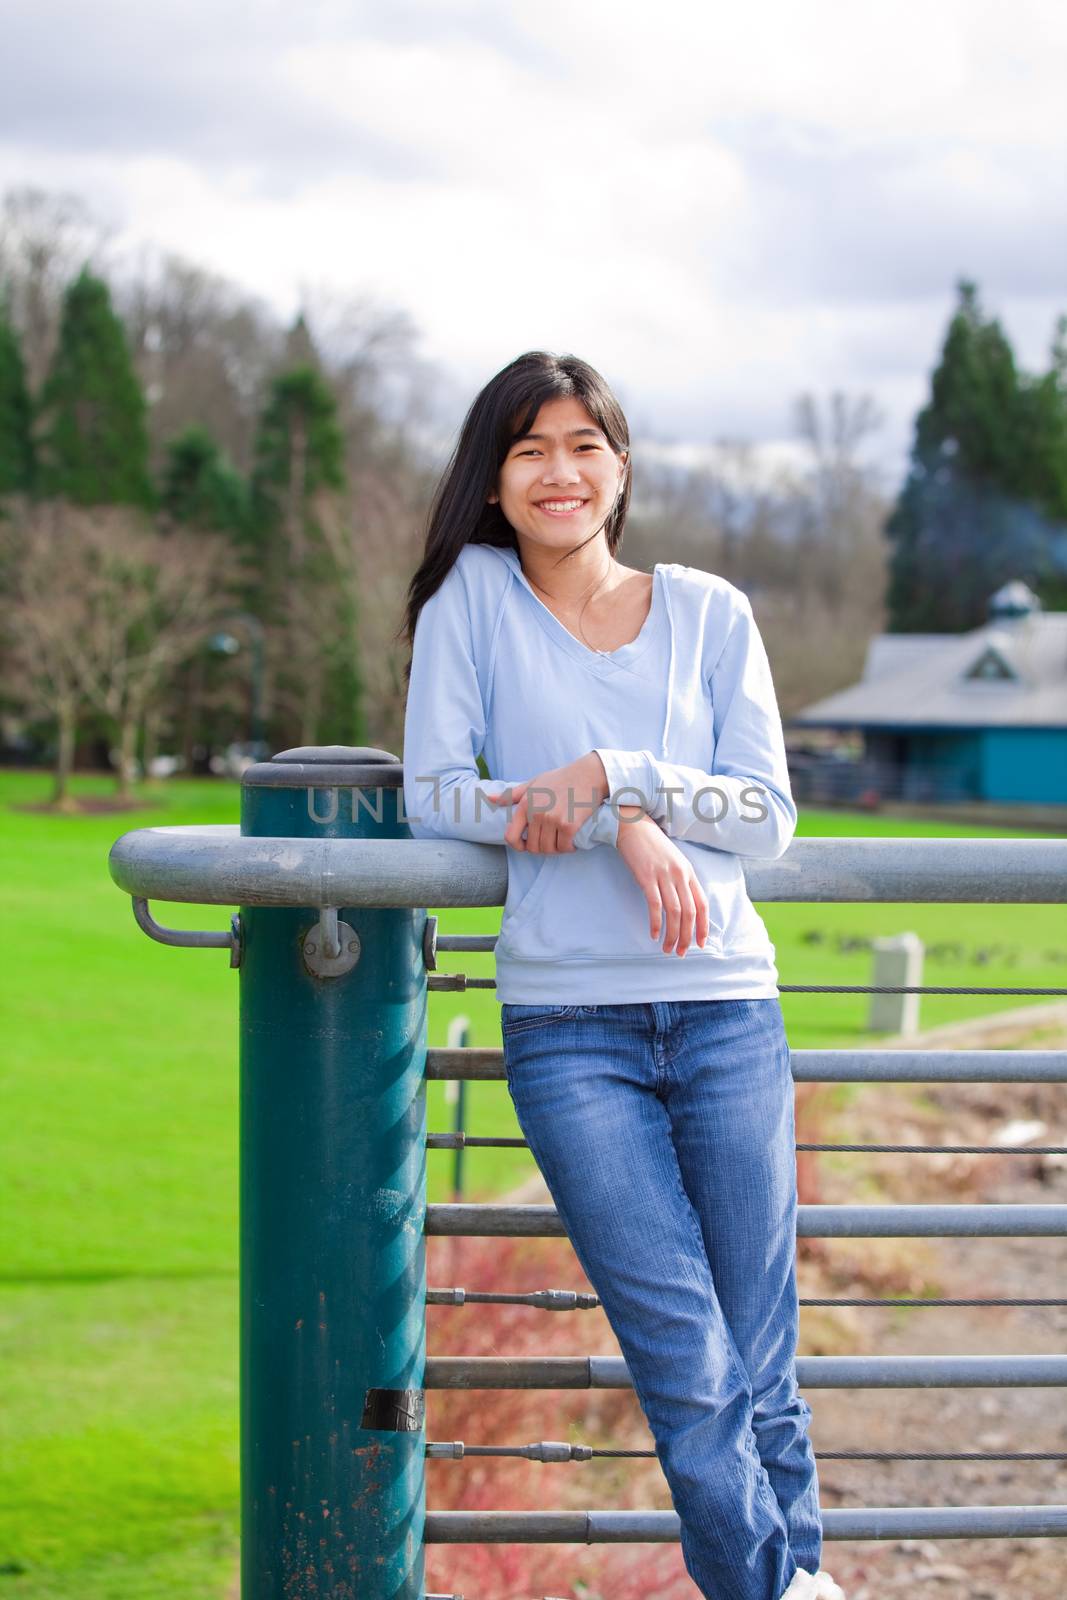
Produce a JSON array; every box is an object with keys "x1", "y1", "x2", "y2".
[{"x1": 539, "y1": 500, "x2": 584, "y2": 511}]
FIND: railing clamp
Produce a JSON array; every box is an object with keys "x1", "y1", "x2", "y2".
[
  {"x1": 423, "y1": 913, "x2": 438, "y2": 970},
  {"x1": 303, "y1": 907, "x2": 361, "y2": 978},
  {"x1": 131, "y1": 896, "x2": 242, "y2": 968}
]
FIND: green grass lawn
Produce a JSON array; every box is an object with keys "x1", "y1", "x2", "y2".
[{"x1": 1, "y1": 766, "x2": 1063, "y2": 1597}]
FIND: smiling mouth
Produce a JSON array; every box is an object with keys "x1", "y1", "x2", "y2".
[{"x1": 535, "y1": 499, "x2": 589, "y2": 515}]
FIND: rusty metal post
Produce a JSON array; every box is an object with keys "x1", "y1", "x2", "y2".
[{"x1": 239, "y1": 746, "x2": 426, "y2": 1598}]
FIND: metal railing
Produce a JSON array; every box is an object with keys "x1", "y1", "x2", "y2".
[{"x1": 108, "y1": 745, "x2": 1067, "y2": 1599}]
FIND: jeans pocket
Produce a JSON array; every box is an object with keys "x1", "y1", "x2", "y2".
[{"x1": 500, "y1": 1002, "x2": 581, "y2": 1036}]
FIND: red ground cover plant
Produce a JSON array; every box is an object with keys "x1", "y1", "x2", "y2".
[
  {"x1": 425, "y1": 1233, "x2": 694, "y2": 1598},
  {"x1": 424, "y1": 1092, "x2": 831, "y2": 1597}
]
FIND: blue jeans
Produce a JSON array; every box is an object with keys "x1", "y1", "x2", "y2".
[{"x1": 500, "y1": 998, "x2": 822, "y2": 1600}]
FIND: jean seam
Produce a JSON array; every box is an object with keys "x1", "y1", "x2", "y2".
[
  {"x1": 656, "y1": 1079, "x2": 778, "y2": 1518},
  {"x1": 505, "y1": 997, "x2": 806, "y2": 1590},
  {"x1": 500, "y1": 1007, "x2": 580, "y2": 1037},
  {"x1": 659, "y1": 1124, "x2": 757, "y2": 1495},
  {"x1": 500, "y1": 1019, "x2": 574, "y2": 1037}
]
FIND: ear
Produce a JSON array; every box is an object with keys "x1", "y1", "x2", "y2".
[{"x1": 486, "y1": 491, "x2": 499, "y2": 505}]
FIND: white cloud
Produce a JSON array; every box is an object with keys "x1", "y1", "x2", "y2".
[{"x1": 1, "y1": 0, "x2": 1063, "y2": 488}]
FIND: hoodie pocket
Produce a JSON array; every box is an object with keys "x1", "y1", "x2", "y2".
[
  {"x1": 496, "y1": 851, "x2": 559, "y2": 955},
  {"x1": 496, "y1": 848, "x2": 738, "y2": 963}
]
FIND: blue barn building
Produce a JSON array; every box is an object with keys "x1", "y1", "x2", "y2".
[{"x1": 789, "y1": 581, "x2": 1067, "y2": 806}]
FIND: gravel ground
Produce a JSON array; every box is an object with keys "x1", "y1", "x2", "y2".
[
  {"x1": 801, "y1": 1005, "x2": 1067, "y2": 1599},
  {"x1": 228, "y1": 1007, "x2": 1066, "y2": 1599},
  {"x1": 501, "y1": 1004, "x2": 1067, "y2": 1598}
]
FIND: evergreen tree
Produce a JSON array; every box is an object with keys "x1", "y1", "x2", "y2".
[
  {"x1": 284, "y1": 311, "x2": 319, "y2": 370},
  {"x1": 916, "y1": 280, "x2": 1026, "y2": 489},
  {"x1": 246, "y1": 360, "x2": 359, "y2": 748},
  {"x1": 248, "y1": 362, "x2": 345, "y2": 612},
  {"x1": 36, "y1": 266, "x2": 154, "y2": 507},
  {"x1": 1017, "y1": 314, "x2": 1067, "y2": 526},
  {"x1": 316, "y1": 587, "x2": 366, "y2": 746},
  {"x1": 161, "y1": 424, "x2": 250, "y2": 535},
  {"x1": 885, "y1": 280, "x2": 1066, "y2": 631},
  {"x1": 0, "y1": 301, "x2": 35, "y2": 494}
]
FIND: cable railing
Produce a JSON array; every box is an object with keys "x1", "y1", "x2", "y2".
[{"x1": 108, "y1": 744, "x2": 1067, "y2": 1598}]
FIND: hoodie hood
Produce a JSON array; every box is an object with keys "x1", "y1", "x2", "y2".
[{"x1": 477, "y1": 542, "x2": 676, "y2": 760}]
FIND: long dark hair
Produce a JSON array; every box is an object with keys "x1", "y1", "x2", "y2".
[{"x1": 397, "y1": 350, "x2": 632, "y2": 686}]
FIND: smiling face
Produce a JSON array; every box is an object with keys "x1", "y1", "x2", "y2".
[{"x1": 487, "y1": 393, "x2": 628, "y2": 556}]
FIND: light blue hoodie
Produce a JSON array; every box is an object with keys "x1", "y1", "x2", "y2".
[{"x1": 402, "y1": 541, "x2": 797, "y2": 1003}]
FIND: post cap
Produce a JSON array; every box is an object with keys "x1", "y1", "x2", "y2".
[{"x1": 242, "y1": 746, "x2": 403, "y2": 788}]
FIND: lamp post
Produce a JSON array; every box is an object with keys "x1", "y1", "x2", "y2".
[{"x1": 207, "y1": 612, "x2": 267, "y2": 758}]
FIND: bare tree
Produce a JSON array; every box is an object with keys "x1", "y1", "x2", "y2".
[
  {"x1": 753, "y1": 390, "x2": 892, "y2": 712},
  {"x1": 295, "y1": 282, "x2": 420, "y2": 428},
  {"x1": 0, "y1": 186, "x2": 117, "y2": 391},
  {"x1": 791, "y1": 390, "x2": 889, "y2": 608},
  {"x1": 1, "y1": 497, "x2": 90, "y2": 807},
  {"x1": 114, "y1": 245, "x2": 282, "y2": 474},
  {"x1": 3, "y1": 496, "x2": 244, "y2": 801},
  {"x1": 74, "y1": 508, "x2": 245, "y2": 795},
  {"x1": 315, "y1": 463, "x2": 430, "y2": 753},
  {"x1": 618, "y1": 394, "x2": 892, "y2": 714},
  {"x1": 269, "y1": 580, "x2": 333, "y2": 749}
]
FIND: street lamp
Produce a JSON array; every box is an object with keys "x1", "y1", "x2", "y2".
[{"x1": 207, "y1": 611, "x2": 268, "y2": 758}]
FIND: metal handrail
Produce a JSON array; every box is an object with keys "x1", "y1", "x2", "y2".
[
  {"x1": 109, "y1": 829, "x2": 1067, "y2": 906},
  {"x1": 425, "y1": 1505, "x2": 1067, "y2": 1543},
  {"x1": 424, "y1": 1354, "x2": 1067, "y2": 1389},
  {"x1": 106, "y1": 817, "x2": 1067, "y2": 1563},
  {"x1": 425, "y1": 1201, "x2": 1066, "y2": 1237},
  {"x1": 425, "y1": 1048, "x2": 1067, "y2": 1082}
]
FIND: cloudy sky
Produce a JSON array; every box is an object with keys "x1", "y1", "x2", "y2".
[{"x1": 2, "y1": 0, "x2": 1065, "y2": 490}]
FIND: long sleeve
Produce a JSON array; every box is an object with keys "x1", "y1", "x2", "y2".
[
  {"x1": 403, "y1": 563, "x2": 618, "y2": 847},
  {"x1": 592, "y1": 594, "x2": 797, "y2": 859}
]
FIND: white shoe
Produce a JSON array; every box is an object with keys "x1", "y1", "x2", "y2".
[
  {"x1": 778, "y1": 1566, "x2": 847, "y2": 1600},
  {"x1": 778, "y1": 1570, "x2": 820, "y2": 1600}
]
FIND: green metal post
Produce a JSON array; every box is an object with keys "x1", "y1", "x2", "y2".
[{"x1": 239, "y1": 746, "x2": 426, "y2": 1598}]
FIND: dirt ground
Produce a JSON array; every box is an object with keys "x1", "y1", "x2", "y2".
[
  {"x1": 503, "y1": 1003, "x2": 1067, "y2": 1599},
  {"x1": 795, "y1": 1003, "x2": 1067, "y2": 1598},
  {"x1": 229, "y1": 1006, "x2": 1065, "y2": 1599}
]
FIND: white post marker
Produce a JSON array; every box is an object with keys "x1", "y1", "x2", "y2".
[{"x1": 868, "y1": 931, "x2": 925, "y2": 1037}]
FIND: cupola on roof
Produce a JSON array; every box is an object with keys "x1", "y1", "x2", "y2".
[{"x1": 987, "y1": 580, "x2": 1041, "y2": 620}]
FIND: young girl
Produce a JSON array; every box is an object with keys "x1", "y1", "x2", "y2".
[{"x1": 400, "y1": 350, "x2": 846, "y2": 1600}]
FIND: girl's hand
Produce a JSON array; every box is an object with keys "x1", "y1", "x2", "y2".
[
  {"x1": 615, "y1": 806, "x2": 712, "y2": 958},
  {"x1": 485, "y1": 752, "x2": 608, "y2": 853}
]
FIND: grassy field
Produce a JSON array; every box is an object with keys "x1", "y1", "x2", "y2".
[{"x1": 1, "y1": 766, "x2": 1063, "y2": 1596}]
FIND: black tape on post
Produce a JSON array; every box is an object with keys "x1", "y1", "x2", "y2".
[{"x1": 361, "y1": 1387, "x2": 426, "y2": 1432}]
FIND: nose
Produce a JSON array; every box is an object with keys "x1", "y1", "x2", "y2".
[{"x1": 541, "y1": 450, "x2": 582, "y2": 487}]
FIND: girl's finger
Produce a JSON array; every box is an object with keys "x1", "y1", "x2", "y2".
[
  {"x1": 693, "y1": 880, "x2": 710, "y2": 947},
  {"x1": 658, "y1": 879, "x2": 681, "y2": 954},
  {"x1": 676, "y1": 882, "x2": 696, "y2": 958},
  {"x1": 505, "y1": 794, "x2": 528, "y2": 849},
  {"x1": 488, "y1": 780, "x2": 527, "y2": 805}
]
